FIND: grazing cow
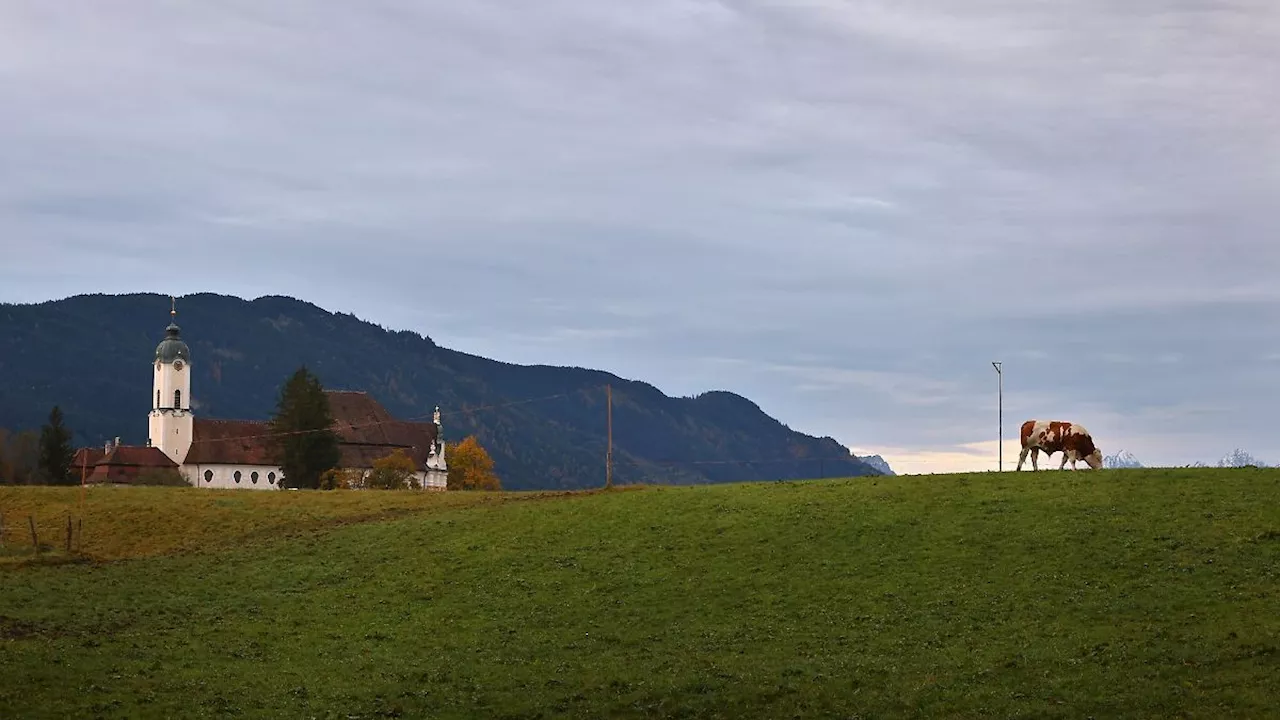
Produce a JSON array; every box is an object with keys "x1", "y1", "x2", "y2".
[{"x1": 1016, "y1": 419, "x2": 1103, "y2": 471}]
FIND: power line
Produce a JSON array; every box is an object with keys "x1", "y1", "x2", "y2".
[
  {"x1": 609, "y1": 455, "x2": 877, "y2": 467},
  {"x1": 177, "y1": 385, "x2": 609, "y2": 447}
]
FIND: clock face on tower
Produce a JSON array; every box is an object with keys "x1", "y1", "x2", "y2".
[{"x1": 173, "y1": 359, "x2": 185, "y2": 370}]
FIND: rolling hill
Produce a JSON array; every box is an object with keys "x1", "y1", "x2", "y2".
[
  {"x1": 0, "y1": 292, "x2": 881, "y2": 489},
  {"x1": 3, "y1": 468, "x2": 1278, "y2": 717}
]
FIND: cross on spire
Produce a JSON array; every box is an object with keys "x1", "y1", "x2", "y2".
[{"x1": 170, "y1": 295, "x2": 176, "y2": 319}]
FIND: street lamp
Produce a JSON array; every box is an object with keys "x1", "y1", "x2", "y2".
[{"x1": 992, "y1": 361, "x2": 1003, "y2": 472}]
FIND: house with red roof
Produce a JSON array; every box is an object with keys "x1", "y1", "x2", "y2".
[{"x1": 73, "y1": 441, "x2": 180, "y2": 484}]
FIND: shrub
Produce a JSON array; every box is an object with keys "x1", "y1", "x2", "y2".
[{"x1": 134, "y1": 468, "x2": 191, "y2": 487}]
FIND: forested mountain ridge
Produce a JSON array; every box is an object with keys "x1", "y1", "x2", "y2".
[{"x1": 0, "y1": 292, "x2": 882, "y2": 489}]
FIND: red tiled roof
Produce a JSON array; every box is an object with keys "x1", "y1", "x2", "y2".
[
  {"x1": 102, "y1": 446, "x2": 178, "y2": 468},
  {"x1": 72, "y1": 444, "x2": 179, "y2": 484},
  {"x1": 327, "y1": 390, "x2": 395, "y2": 429},
  {"x1": 336, "y1": 420, "x2": 439, "y2": 467},
  {"x1": 73, "y1": 447, "x2": 107, "y2": 470},
  {"x1": 73, "y1": 445, "x2": 176, "y2": 470},
  {"x1": 183, "y1": 391, "x2": 439, "y2": 469},
  {"x1": 183, "y1": 419, "x2": 276, "y2": 465}
]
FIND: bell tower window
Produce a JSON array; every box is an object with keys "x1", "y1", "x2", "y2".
[
  {"x1": 174, "y1": 389, "x2": 182, "y2": 409},
  {"x1": 156, "y1": 390, "x2": 161, "y2": 408}
]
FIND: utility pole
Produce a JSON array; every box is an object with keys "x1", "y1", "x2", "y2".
[
  {"x1": 992, "y1": 361, "x2": 1003, "y2": 472},
  {"x1": 606, "y1": 384, "x2": 613, "y2": 488}
]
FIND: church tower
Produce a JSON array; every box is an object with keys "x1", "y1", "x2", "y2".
[
  {"x1": 424, "y1": 405, "x2": 448, "y2": 488},
  {"x1": 148, "y1": 297, "x2": 194, "y2": 465}
]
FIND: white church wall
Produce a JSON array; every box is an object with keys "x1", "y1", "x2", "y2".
[
  {"x1": 185, "y1": 463, "x2": 445, "y2": 490},
  {"x1": 190, "y1": 463, "x2": 284, "y2": 490},
  {"x1": 423, "y1": 469, "x2": 447, "y2": 490}
]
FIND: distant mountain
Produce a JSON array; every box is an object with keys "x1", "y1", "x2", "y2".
[
  {"x1": 1217, "y1": 449, "x2": 1269, "y2": 468},
  {"x1": 1175, "y1": 450, "x2": 1271, "y2": 469},
  {"x1": 0, "y1": 293, "x2": 883, "y2": 489},
  {"x1": 1104, "y1": 450, "x2": 1144, "y2": 469},
  {"x1": 855, "y1": 454, "x2": 895, "y2": 475}
]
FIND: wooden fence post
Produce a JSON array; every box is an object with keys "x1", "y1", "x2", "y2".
[
  {"x1": 66, "y1": 515, "x2": 73, "y2": 553},
  {"x1": 28, "y1": 516, "x2": 39, "y2": 554}
]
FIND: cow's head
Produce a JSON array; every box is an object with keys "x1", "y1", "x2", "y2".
[{"x1": 1083, "y1": 448, "x2": 1104, "y2": 469}]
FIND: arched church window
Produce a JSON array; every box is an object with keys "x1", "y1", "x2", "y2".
[
  {"x1": 251, "y1": 472, "x2": 259, "y2": 484},
  {"x1": 204, "y1": 469, "x2": 213, "y2": 483},
  {"x1": 268, "y1": 472, "x2": 276, "y2": 484},
  {"x1": 174, "y1": 389, "x2": 182, "y2": 409},
  {"x1": 234, "y1": 471, "x2": 242, "y2": 483},
  {"x1": 156, "y1": 390, "x2": 161, "y2": 408}
]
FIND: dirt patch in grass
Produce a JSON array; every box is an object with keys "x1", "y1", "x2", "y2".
[{"x1": 0, "y1": 615, "x2": 66, "y2": 640}]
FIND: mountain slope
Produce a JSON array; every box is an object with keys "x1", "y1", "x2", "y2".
[
  {"x1": 0, "y1": 292, "x2": 881, "y2": 488},
  {"x1": 856, "y1": 454, "x2": 896, "y2": 475}
]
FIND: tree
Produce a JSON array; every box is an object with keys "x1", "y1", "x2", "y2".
[
  {"x1": 5, "y1": 430, "x2": 40, "y2": 485},
  {"x1": 37, "y1": 406, "x2": 75, "y2": 485},
  {"x1": 0, "y1": 428, "x2": 11, "y2": 484},
  {"x1": 268, "y1": 366, "x2": 341, "y2": 489},
  {"x1": 318, "y1": 467, "x2": 364, "y2": 490},
  {"x1": 366, "y1": 449, "x2": 420, "y2": 490},
  {"x1": 447, "y1": 435, "x2": 502, "y2": 491}
]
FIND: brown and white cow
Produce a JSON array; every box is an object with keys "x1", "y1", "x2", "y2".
[{"x1": 1016, "y1": 419, "x2": 1103, "y2": 471}]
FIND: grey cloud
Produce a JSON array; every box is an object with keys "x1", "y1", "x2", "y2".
[{"x1": 2, "y1": 0, "x2": 1278, "y2": 468}]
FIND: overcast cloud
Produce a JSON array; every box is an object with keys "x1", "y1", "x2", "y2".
[{"x1": 3, "y1": 1, "x2": 1279, "y2": 472}]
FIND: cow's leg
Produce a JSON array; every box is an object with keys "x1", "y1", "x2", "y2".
[
  {"x1": 1031, "y1": 447, "x2": 1040, "y2": 470},
  {"x1": 1017, "y1": 446, "x2": 1029, "y2": 471}
]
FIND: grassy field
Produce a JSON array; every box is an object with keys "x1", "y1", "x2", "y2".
[
  {"x1": 2, "y1": 468, "x2": 1279, "y2": 718},
  {"x1": 0, "y1": 483, "x2": 515, "y2": 566}
]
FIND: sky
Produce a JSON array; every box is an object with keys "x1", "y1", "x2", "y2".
[{"x1": 2, "y1": 1, "x2": 1279, "y2": 473}]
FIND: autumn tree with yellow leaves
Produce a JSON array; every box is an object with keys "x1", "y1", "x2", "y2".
[
  {"x1": 447, "y1": 435, "x2": 501, "y2": 491},
  {"x1": 317, "y1": 450, "x2": 420, "y2": 490},
  {"x1": 366, "y1": 448, "x2": 420, "y2": 490}
]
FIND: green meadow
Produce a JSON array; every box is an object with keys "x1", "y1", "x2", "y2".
[{"x1": 2, "y1": 468, "x2": 1279, "y2": 718}]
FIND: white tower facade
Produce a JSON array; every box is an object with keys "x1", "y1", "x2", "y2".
[
  {"x1": 424, "y1": 405, "x2": 448, "y2": 488},
  {"x1": 148, "y1": 299, "x2": 194, "y2": 467}
]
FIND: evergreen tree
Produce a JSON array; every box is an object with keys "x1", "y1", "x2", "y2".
[
  {"x1": 37, "y1": 406, "x2": 75, "y2": 485},
  {"x1": 268, "y1": 366, "x2": 341, "y2": 489}
]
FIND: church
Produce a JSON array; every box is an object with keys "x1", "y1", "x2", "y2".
[{"x1": 73, "y1": 302, "x2": 449, "y2": 490}]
